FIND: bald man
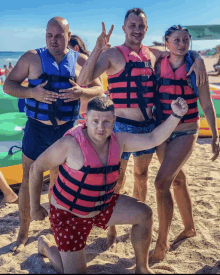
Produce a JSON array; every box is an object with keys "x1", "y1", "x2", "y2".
[{"x1": 3, "y1": 16, "x2": 103, "y2": 252}]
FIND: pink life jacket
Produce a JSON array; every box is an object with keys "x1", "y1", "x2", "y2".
[
  {"x1": 107, "y1": 44, "x2": 156, "y2": 122},
  {"x1": 155, "y1": 56, "x2": 199, "y2": 124},
  {"x1": 52, "y1": 124, "x2": 120, "y2": 216}
]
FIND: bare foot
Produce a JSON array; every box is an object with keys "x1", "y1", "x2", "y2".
[
  {"x1": 38, "y1": 235, "x2": 49, "y2": 257},
  {"x1": 173, "y1": 228, "x2": 196, "y2": 244},
  {"x1": 1, "y1": 194, "x2": 18, "y2": 205},
  {"x1": 150, "y1": 242, "x2": 170, "y2": 262},
  {"x1": 135, "y1": 266, "x2": 154, "y2": 274},
  {"x1": 10, "y1": 233, "x2": 28, "y2": 253},
  {"x1": 106, "y1": 225, "x2": 117, "y2": 250}
]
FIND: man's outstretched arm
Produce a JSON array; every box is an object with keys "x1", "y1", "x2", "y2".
[{"x1": 118, "y1": 97, "x2": 188, "y2": 153}]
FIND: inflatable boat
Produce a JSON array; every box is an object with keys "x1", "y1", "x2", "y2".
[{"x1": 0, "y1": 112, "x2": 49, "y2": 188}]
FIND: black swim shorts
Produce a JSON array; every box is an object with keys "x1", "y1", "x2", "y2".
[{"x1": 22, "y1": 117, "x2": 74, "y2": 160}]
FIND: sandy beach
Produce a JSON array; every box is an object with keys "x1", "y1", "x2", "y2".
[{"x1": 0, "y1": 55, "x2": 220, "y2": 274}]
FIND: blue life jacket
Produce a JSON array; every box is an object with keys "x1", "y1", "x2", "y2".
[
  {"x1": 26, "y1": 47, "x2": 80, "y2": 128},
  {"x1": 185, "y1": 52, "x2": 199, "y2": 97}
]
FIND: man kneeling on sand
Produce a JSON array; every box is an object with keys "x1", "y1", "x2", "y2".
[{"x1": 29, "y1": 96, "x2": 188, "y2": 274}]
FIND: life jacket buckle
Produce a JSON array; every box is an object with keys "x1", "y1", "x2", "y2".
[
  {"x1": 47, "y1": 74, "x2": 60, "y2": 82},
  {"x1": 128, "y1": 60, "x2": 134, "y2": 68},
  {"x1": 99, "y1": 204, "x2": 106, "y2": 211},
  {"x1": 186, "y1": 77, "x2": 193, "y2": 88},
  {"x1": 104, "y1": 184, "x2": 111, "y2": 192},
  {"x1": 140, "y1": 75, "x2": 149, "y2": 82},
  {"x1": 98, "y1": 195, "x2": 104, "y2": 202},
  {"x1": 69, "y1": 76, "x2": 75, "y2": 82},
  {"x1": 101, "y1": 166, "x2": 113, "y2": 175},
  {"x1": 161, "y1": 78, "x2": 171, "y2": 86}
]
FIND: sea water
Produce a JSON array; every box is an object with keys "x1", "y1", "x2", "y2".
[
  {"x1": 0, "y1": 51, "x2": 24, "y2": 69},
  {"x1": 0, "y1": 52, "x2": 24, "y2": 81}
]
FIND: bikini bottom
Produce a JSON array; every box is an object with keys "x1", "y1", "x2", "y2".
[{"x1": 166, "y1": 129, "x2": 199, "y2": 143}]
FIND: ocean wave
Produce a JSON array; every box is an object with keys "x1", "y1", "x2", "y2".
[{"x1": 4, "y1": 58, "x2": 20, "y2": 61}]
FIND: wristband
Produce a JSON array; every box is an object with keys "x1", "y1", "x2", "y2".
[{"x1": 171, "y1": 111, "x2": 183, "y2": 119}]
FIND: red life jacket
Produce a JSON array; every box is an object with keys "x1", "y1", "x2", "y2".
[
  {"x1": 52, "y1": 124, "x2": 120, "y2": 216},
  {"x1": 108, "y1": 44, "x2": 156, "y2": 122},
  {"x1": 155, "y1": 56, "x2": 199, "y2": 124}
]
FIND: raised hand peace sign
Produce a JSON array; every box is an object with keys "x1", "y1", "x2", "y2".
[{"x1": 95, "y1": 22, "x2": 114, "y2": 51}]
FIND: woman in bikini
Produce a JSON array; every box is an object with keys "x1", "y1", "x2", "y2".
[{"x1": 151, "y1": 25, "x2": 220, "y2": 262}]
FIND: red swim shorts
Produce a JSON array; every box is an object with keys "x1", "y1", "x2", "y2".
[{"x1": 49, "y1": 194, "x2": 119, "y2": 252}]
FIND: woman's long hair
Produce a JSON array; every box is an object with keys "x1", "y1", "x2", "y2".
[{"x1": 68, "y1": 35, "x2": 90, "y2": 56}]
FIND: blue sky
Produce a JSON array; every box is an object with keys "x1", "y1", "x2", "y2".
[{"x1": 0, "y1": 0, "x2": 219, "y2": 52}]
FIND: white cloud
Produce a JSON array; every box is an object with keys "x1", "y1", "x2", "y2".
[{"x1": 13, "y1": 28, "x2": 45, "y2": 38}]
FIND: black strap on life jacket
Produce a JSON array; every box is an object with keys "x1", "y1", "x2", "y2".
[
  {"x1": 54, "y1": 163, "x2": 120, "y2": 212},
  {"x1": 79, "y1": 163, "x2": 120, "y2": 174},
  {"x1": 155, "y1": 75, "x2": 192, "y2": 124},
  {"x1": 53, "y1": 185, "x2": 111, "y2": 212},
  {"x1": 108, "y1": 60, "x2": 156, "y2": 122},
  {"x1": 27, "y1": 73, "x2": 77, "y2": 129}
]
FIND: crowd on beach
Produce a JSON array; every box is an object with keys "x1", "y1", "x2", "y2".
[
  {"x1": 0, "y1": 62, "x2": 14, "y2": 83},
  {"x1": 0, "y1": 7, "x2": 220, "y2": 274}
]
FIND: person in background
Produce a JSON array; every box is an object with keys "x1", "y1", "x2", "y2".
[
  {"x1": 0, "y1": 171, "x2": 18, "y2": 204},
  {"x1": 68, "y1": 35, "x2": 106, "y2": 120},
  {"x1": 207, "y1": 54, "x2": 220, "y2": 76},
  {"x1": 9, "y1": 62, "x2": 14, "y2": 72},
  {"x1": 4, "y1": 65, "x2": 10, "y2": 78},
  {"x1": 68, "y1": 35, "x2": 90, "y2": 56},
  {"x1": 68, "y1": 35, "x2": 91, "y2": 118}
]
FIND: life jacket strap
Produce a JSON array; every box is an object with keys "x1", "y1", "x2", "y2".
[
  {"x1": 53, "y1": 184, "x2": 111, "y2": 213},
  {"x1": 109, "y1": 86, "x2": 155, "y2": 94},
  {"x1": 38, "y1": 72, "x2": 74, "y2": 83},
  {"x1": 158, "y1": 78, "x2": 188, "y2": 87},
  {"x1": 119, "y1": 60, "x2": 153, "y2": 79},
  {"x1": 159, "y1": 93, "x2": 196, "y2": 101},
  {"x1": 69, "y1": 165, "x2": 91, "y2": 211},
  {"x1": 59, "y1": 165, "x2": 118, "y2": 192},
  {"x1": 79, "y1": 163, "x2": 120, "y2": 174},
  {"x1": 134, "y1": 77, "x2": 155, "y2": 122},
  {"x1": 57, "y1": 176, "x2": 114, "y2": 202},
  {"x1": 26, "y1": 102, "x2": 79, "y2": 117},
  {"x1": 108, "y1": 74, "x2": 155, "y2": 84},
  {"x1": 161, "y1": 101, "x2": 197, "y2": 111}
]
